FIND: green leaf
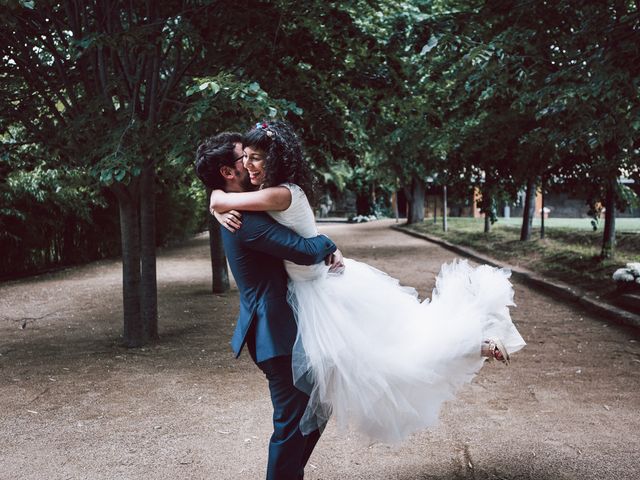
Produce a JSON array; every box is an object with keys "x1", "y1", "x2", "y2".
[
  {"x1": 268, "y1": 107, "x2": 278, "y2": 118},
  {"x1": 114, "y1": 169, "x2": 127, "y2": 182},
  {"x1": 210, "y1": 82, "x2": 221, "y2": 94},
  {"x1": 100, "y1": 169, "x2": 113, "y2": 184},
  {"x1": 248, "y1": 82, "x2": 261, "y2": 93}
]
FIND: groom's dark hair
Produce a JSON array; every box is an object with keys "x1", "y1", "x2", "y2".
[{"x1": 195, "y1": 132, "x2": 243, "y2": 190}]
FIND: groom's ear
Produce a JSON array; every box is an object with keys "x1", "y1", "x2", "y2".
[{"x1": 219, "y1": 165, "x2": 235, "y2": 180}]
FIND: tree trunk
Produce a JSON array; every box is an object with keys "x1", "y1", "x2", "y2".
[
  {"x1": 393, "y1": 191, "x2": 399, "y2": 223},
  {"x1": 207, "y1": 187, "x2": 229, "y2": 293},
  {"x1": 62, "y1": 215, "x2": 77, "y2": 263},
  {"x1": 355, "y1": 191, "x2": 372, "y2": 216},
  {"x1": 140, "y1": 164, "x2": 158, "y2": 341},
  {"x1": 433, "y1": 194, "x2": 437, "y2": 224},
  {"x1": 601, "y1": 178, "x2": 617, "y2": 259},
  {"x1": 442, "y1": 185, "x2": 448, "y2": 232},
  {"x1": 484, "y1": 205, "x2": 491, "y2": 233},
  {"x1": 540, "y1": 177, "x2": 546, "y2": 239},
  {"x1": 406, "y1": 178, "x2": 425, "y2": 224},
  {"x1": 116, "y1": 187, "x2": 143, "y2": 347},
  {"x1": 520, "y1": 177, "x2": 537, "y2": 241}
]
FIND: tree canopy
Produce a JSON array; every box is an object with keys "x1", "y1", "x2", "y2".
[{"x1": 2, "y1": 0, "x2": 638, "y2": 345}]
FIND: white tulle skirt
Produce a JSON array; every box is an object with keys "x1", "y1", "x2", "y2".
[{"x1": 287, "y1": 258, "x2": 526, "y2": 444}]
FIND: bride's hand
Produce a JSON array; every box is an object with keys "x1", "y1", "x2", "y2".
[{"x1": 213, "y1": 210, "x2": 243, "y2": 233}]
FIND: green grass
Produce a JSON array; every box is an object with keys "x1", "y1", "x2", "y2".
[
  {"x1": 488, "y1": 217, "x2": 640, "y2": 232},
  {"x1": 406, "y1": 217, "x2": 640, "y2": 299}
]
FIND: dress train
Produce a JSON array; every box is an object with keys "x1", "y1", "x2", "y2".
[{"x1": 288, "y1": 258, "x2": 525, "y2": 444}]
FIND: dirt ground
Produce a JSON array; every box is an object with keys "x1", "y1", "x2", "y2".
[{"x1": 1, "y1": 219, "x2": 639, "y2": 480}]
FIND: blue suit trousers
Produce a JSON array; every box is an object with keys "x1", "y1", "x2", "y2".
[{"x1": 257, "y1": 356, "x2": 321, "y2": 480}]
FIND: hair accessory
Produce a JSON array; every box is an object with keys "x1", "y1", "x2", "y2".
[{"x1": 255, "y1": 122, "x2": 274, "y2": 137}]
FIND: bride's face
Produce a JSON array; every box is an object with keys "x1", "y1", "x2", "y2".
[{"x1": 243, "y1": 146, "x2": 266, "y2": 186}]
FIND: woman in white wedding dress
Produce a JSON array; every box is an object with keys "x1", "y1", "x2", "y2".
[{"x1": 210, "y1": 120, "x2": 526, "y2": 444}]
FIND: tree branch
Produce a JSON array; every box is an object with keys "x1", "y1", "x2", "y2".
[{"x1": 158, "y1": 48, "x2": 200, "y2": 118}]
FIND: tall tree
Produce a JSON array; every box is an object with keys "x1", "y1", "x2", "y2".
[{"x1": 1, "y1": 1, "x2": 295, "y2": 346}]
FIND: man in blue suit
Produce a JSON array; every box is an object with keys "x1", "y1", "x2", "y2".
[{"x1": 195, "y1": 132, "x2": 341, "y2": 480}]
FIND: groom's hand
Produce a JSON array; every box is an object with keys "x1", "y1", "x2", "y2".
[{"x1": 325, "y1": 248, "x2": 345, "y2": 274}]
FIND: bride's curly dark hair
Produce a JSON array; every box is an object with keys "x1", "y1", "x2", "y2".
[{"x1": 243, "y1": 120, "x2": 316, "y2": 205}]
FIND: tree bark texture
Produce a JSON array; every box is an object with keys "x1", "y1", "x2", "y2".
[
  {"x1": 140, "y1": 164, "x2": 158, "y2": 340},
  {"x1": 484, "y1": 205, "x2": 492, "y2": 233},
  {"x1": 207, "y1": 188, "x2": 229, "y2": 293},
  {"x1": 442, "y1": 185, "x2": 448, "y2": 232},
  {"x1": 601, "y1": 178, "x2": 617, "y2": 259},
  {"x1": 540, "y1": 178, "x2": 546, "y2": 239},
  {"x1": 433, "y1": 194, "x2": 437, "y2": 224},
  {"x1": 520, "y1": 177, "x2": 537, "y2": 241},
  {"x1": 116, "y1": 188, "x2": 143, "y2": 347},
  {"x1": 406, "y1": 178, "x2": 425, "y2": 225},
  {"x1": 356, "y1": 191, "x2": 373, "y2": 216},
  {"x1": 209, "y1": 219, "x2": 230, "y2": 294}
]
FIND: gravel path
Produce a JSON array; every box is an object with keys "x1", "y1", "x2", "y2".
[{"x1": 1, "y1": 219, "x2": 639, "y2": 480}]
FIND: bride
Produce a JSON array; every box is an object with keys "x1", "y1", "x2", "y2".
[{"x1": 209, "y1": 120, "x2": 526, "y2": 444}]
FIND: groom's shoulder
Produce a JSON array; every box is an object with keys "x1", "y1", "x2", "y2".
[
  {"x1": 240, "y1": 211, "x2": 275, "y2": 226},
  {"x1": 234, "y1": 211, "x2": 278, "y2": 238}
]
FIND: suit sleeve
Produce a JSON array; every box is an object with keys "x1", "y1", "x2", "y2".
[{"x1": 237, "y1": 212, "x2": 336, "y2": 265}]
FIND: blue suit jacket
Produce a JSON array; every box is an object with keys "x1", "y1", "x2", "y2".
[{"x1": 221, "y1": 211, "x2": 336, "y2": 363}]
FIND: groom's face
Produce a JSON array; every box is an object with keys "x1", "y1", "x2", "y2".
[{"x1": 232, "y1": 142, "x2": 253, "y2": 192}]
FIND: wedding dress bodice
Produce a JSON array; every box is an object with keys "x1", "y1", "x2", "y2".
[{"x1": 268, "y1": 183, "x2": 327, "y2": 281}]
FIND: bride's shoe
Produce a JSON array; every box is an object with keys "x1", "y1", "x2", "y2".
[{"x1": 482, "y1": 339, "x2": 510, "y2": 365}]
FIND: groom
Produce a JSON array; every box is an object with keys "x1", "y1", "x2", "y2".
[{"x1": 195, "y1": 132, "x2": 339, "y2": 480}]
